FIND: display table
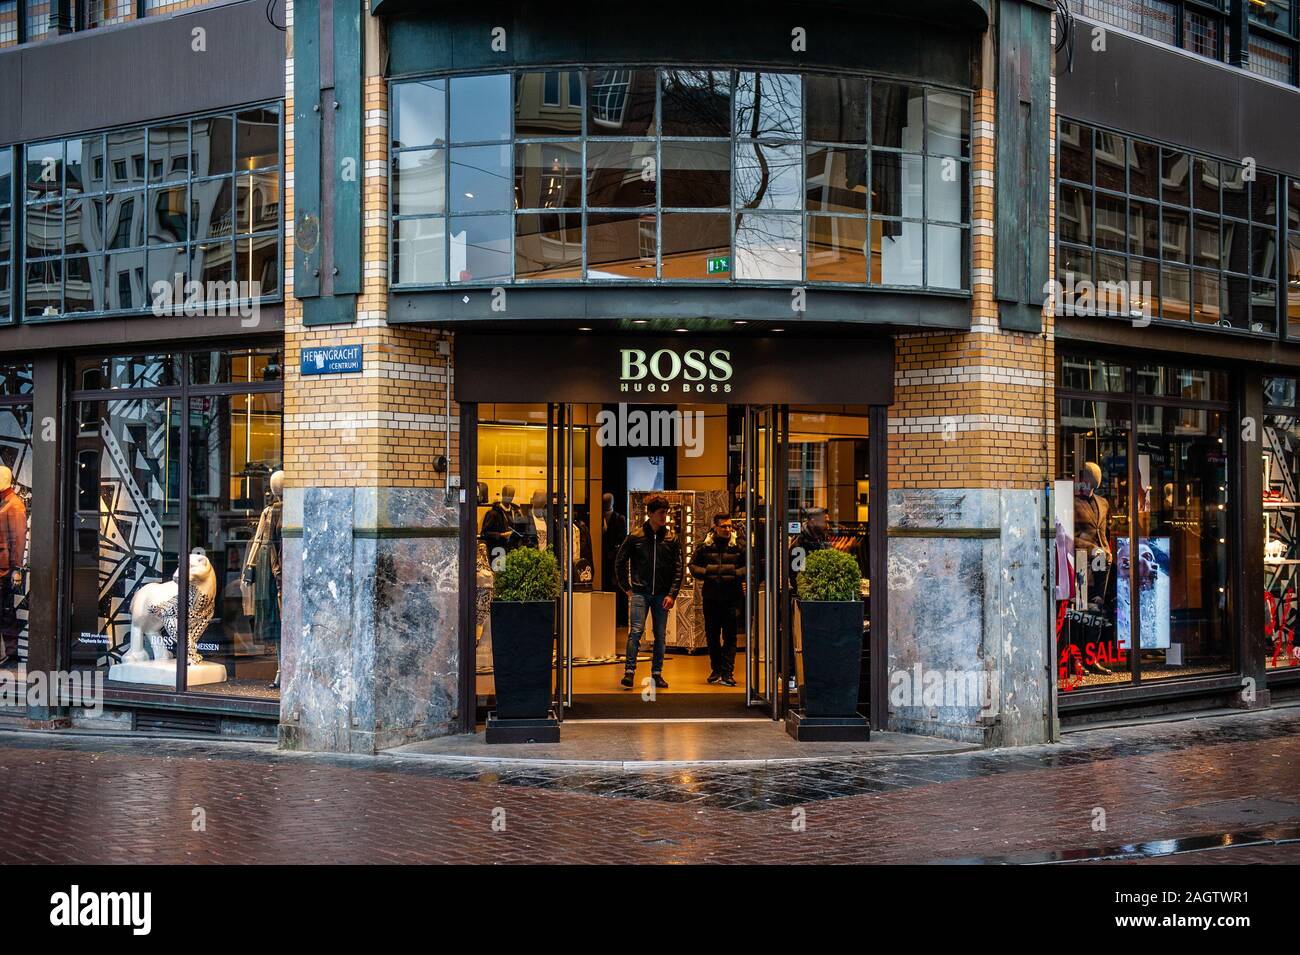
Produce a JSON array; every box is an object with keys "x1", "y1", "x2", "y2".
[
  {"x1": 108, "y1": 658, "x2": 228, "y2": 687},
  {"x1": 567, "y1": 590, "x2": 617, "y2": 659}
]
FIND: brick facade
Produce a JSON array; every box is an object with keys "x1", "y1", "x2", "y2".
[
  {"x1": 888, "y1": 85, "x2": 1056, "y2": 492},
  {"x1": 283, "y1": 9, "x2": 455, "y2": 490}
]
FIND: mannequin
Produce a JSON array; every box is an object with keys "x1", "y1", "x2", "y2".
[
  {"x1": 0, "y1": 466, "x2": 26, "y2": 664},
  {"x1": 1074, "y1": 462, "x2": 1111, "y2": 584},
  {"x1": 1073, "y1": 461, "x2": 1114, "y2": 675},
  {"x1": 110, "y1": 549, "x2": 226, "y2": 686},
  {"x1": 530, "y1": 489, "x2": 549, "y2": 551},
  {"x1": 242, "y1": 470, "x2": 284, "y2": 688},
  {"x1": 481, "y1": 484, "x2": 525, "y2": 554}
]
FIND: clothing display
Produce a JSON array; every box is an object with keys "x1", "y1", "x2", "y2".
[
  {"x1": 480, "y1": 500, "x2": 526, "y2": 553},
  {"x1": 241, "y1": 471, "x2": 284, "y2": 687},
  {"x1": 0, "y1": 477, "x2": 27, "y2": 661}
]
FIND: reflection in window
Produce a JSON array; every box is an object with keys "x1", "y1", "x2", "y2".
[
  {"x1": 18, "y1": 105, "x2": 281, "y2": 319},
  {"x1": 1059, "y1": 118, "x2": 1281, "y2": 332},
  {"x1": 391, "y1": 69, "x2": 970, "y2": 289}
]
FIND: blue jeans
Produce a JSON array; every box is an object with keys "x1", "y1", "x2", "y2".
[{"x1": 625, "y1": 592, "x2": 669, "y2": 675}]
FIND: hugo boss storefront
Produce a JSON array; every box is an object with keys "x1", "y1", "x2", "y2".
[{"x1": 454, "y1": 334, "x2": 893, "y2": 729}]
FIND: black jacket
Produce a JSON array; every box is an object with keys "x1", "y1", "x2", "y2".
[
  {"x1": 614, "y1": 521, "x2": 684, "y2": 597},
  {"x1": 689, "y1": 532, "x2": 746, "y2": 604},
  {"x1": 481, "y1": 501, "x2": 525, "y2": 552}
]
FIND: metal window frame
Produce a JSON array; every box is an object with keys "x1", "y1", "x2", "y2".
[
  {"x1": 65, "y1": 343, "x2": 283, "y2": 700},
  {"x1": 1056, "y1": 116, "x2": 1286, "y2": 339},
  {"x1": 1055, "y1": 348, "x2": 1241, "y2": 692},
  {"x1": 13, "y1": 102, "x2": 284, "y2": 324},
  {"x1": 388, "y1": 66, "x2": 974, "y2": 295}
]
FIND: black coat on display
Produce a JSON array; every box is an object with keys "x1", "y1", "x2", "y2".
[
  {"x1": 689, "y1": 532, "x2": 746, "y2": 605},
  {"x1": 481, "y1": 501, "x2": 525, "y2": 552},
  {"x1": 614, "y1": 521, "x2": 685, "y2": 598}
]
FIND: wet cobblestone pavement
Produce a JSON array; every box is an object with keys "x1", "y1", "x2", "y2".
[{"x1": 0, "y1": 707, "x2": 1298, "y2": 863}]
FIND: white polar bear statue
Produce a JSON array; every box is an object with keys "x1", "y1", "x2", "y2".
[{"x1": 121, "y1": 550, "x2": 218, "y2": 667}]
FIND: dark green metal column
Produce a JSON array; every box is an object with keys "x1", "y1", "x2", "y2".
[
  {"x1": 994, "y1": 0, "x2": 1053, "y2": 332},
  {"x1": 294, "y1": 0, "x2": 363, "y2": 325}
]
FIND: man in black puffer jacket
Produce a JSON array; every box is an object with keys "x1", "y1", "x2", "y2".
[
  {"x1": 689, "y1": 514, "x2": 746, "y2": 686},
  {"x1": 614, "y1": 496, "x2": 684, "y2": 689}
]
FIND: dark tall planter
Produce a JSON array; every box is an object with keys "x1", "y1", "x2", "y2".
[
  {"x1": 800, "y1": 600, "x2": 865, "y2": 718},
  {"x1": 490, "y1": 601, "x2": 555, "y2": 719}
]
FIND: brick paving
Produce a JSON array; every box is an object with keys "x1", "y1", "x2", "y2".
[{"x1": 0, "y1": 708, "x2": 1297, "y2": 864}]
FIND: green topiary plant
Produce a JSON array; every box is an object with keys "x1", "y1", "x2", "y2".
[
  {"x1": 797, "y1": 548, "x2": 862, "y2": 602},
  {"x1": 492, "y1": 547, "x2": 562, "y2": 602}
]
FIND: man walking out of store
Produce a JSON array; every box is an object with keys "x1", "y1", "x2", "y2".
[
  {"x1": 689, "y1": 514, "x2": 746, "y2": 687},
  {"x1": 615, "y1": 496, "x2": 683, "y2": 690}
]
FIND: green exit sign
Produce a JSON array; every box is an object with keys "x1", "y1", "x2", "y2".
[{"x1": 706, "y1": 255, "x2": 731, "y2": 275}]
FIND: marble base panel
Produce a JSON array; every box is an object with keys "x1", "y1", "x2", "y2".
[
  {"x1": 279, "y1": 486, "x2": 461, "y2": 754},
  {"x1": 886, "y1": 488, "x2": 1049, "y2": 746}
]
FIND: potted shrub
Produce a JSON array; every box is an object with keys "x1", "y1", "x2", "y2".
[
  {"x1": 796, "y1": 548, "x2": 865, "y2": 719},
  {"x1": 489, "y1": 547, "x2": 561, "y2": 720}
]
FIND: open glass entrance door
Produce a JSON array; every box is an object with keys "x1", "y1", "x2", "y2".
[
  {"x1": 745, "y1": 406, "x2": 779, "y2": 716},
  {"x1": 547, "y1": 403, "x2": 578, "y2": 719}
]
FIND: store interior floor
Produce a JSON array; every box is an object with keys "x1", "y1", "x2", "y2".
[{"x1": 479, "y1": 648, "x2": 765, "y2": 720}]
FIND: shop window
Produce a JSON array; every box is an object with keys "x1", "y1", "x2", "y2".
[
  {"x1": 0, "y1": 361, "x2": 32, "y2": 672},
  {"x1": 185, "y1": 392, "x2": 283, "y2": 697},
  {"x1": 1057, "y1": 356, "x2": 1234, "y2": 692},
  {"x1": 69, "y1": 350, "x2": 282, "y2": 701},
  {"x1": 390, "y1": 69, "x2": 970, "y2": 290},
  {"x1": 17, "y1": 106, "x2": 281, "y2": 320},
  {"x1": 1264, "y1": 377, "x2": 1300, "y2": 670}
]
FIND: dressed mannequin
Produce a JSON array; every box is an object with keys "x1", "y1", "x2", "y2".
[
  {"x1": 242, "y1": 470, "x2": 284, "y2": 688},
  {"x1": 530, "y1": 490, "x2": 549, "y2": 551},
  {"x1": 481, "y1": 484, "x2": 525, "y2": 555},
  {"x1": 0, "y1": 466, "x2": 26, "y2": 664},
  {"x1": 109, "y1": 549, "x2": 226, "y2": 687},
  {"x1": 1073, "y1": 461, "x2": 1114, "y2": 675}
]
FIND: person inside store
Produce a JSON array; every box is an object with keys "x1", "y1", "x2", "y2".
[
  {"x1": 689, "y1": 513, "x2": 746, "y2": 687},
  {"x1": 788, "y1": 507, "x2": 830, "y2": 692},
  {"x1": 0, "y1": 466, "x2": 25, "y2": 665},
  {"x1": 480, "y1": 484, "x2": 525, "y2": 557},
  {"x1": 615, "y1": 495, "x2": 683, "y2": 690},
  {"x1": 601, "y1": 493, "x2": 627, "y2": 588}
]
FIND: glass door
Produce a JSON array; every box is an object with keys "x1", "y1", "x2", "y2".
[
  {"x1": 745, "y1": 405, "x2": 778, "y2": 715},
  {"x1": 547, "y1": 403, "x2": 577, "y2": 717}
]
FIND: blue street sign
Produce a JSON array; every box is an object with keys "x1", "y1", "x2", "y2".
[{"x1": 300, "y1": 345, "x2": 363, "y2": 375}]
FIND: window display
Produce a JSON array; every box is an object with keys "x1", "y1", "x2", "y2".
[
  {"x1": 1057, "y1": 354, "x2": 1233, "y2": 692},
  {"x1": 69, "y1": 349, "x2": 282, "y2": 698},
  {"x1": 0, "y1": 361, "x2": 31, "y2": 670},
  {"x1": 1263, "y1": 377, "x2": 1300, "y2": 670}
]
